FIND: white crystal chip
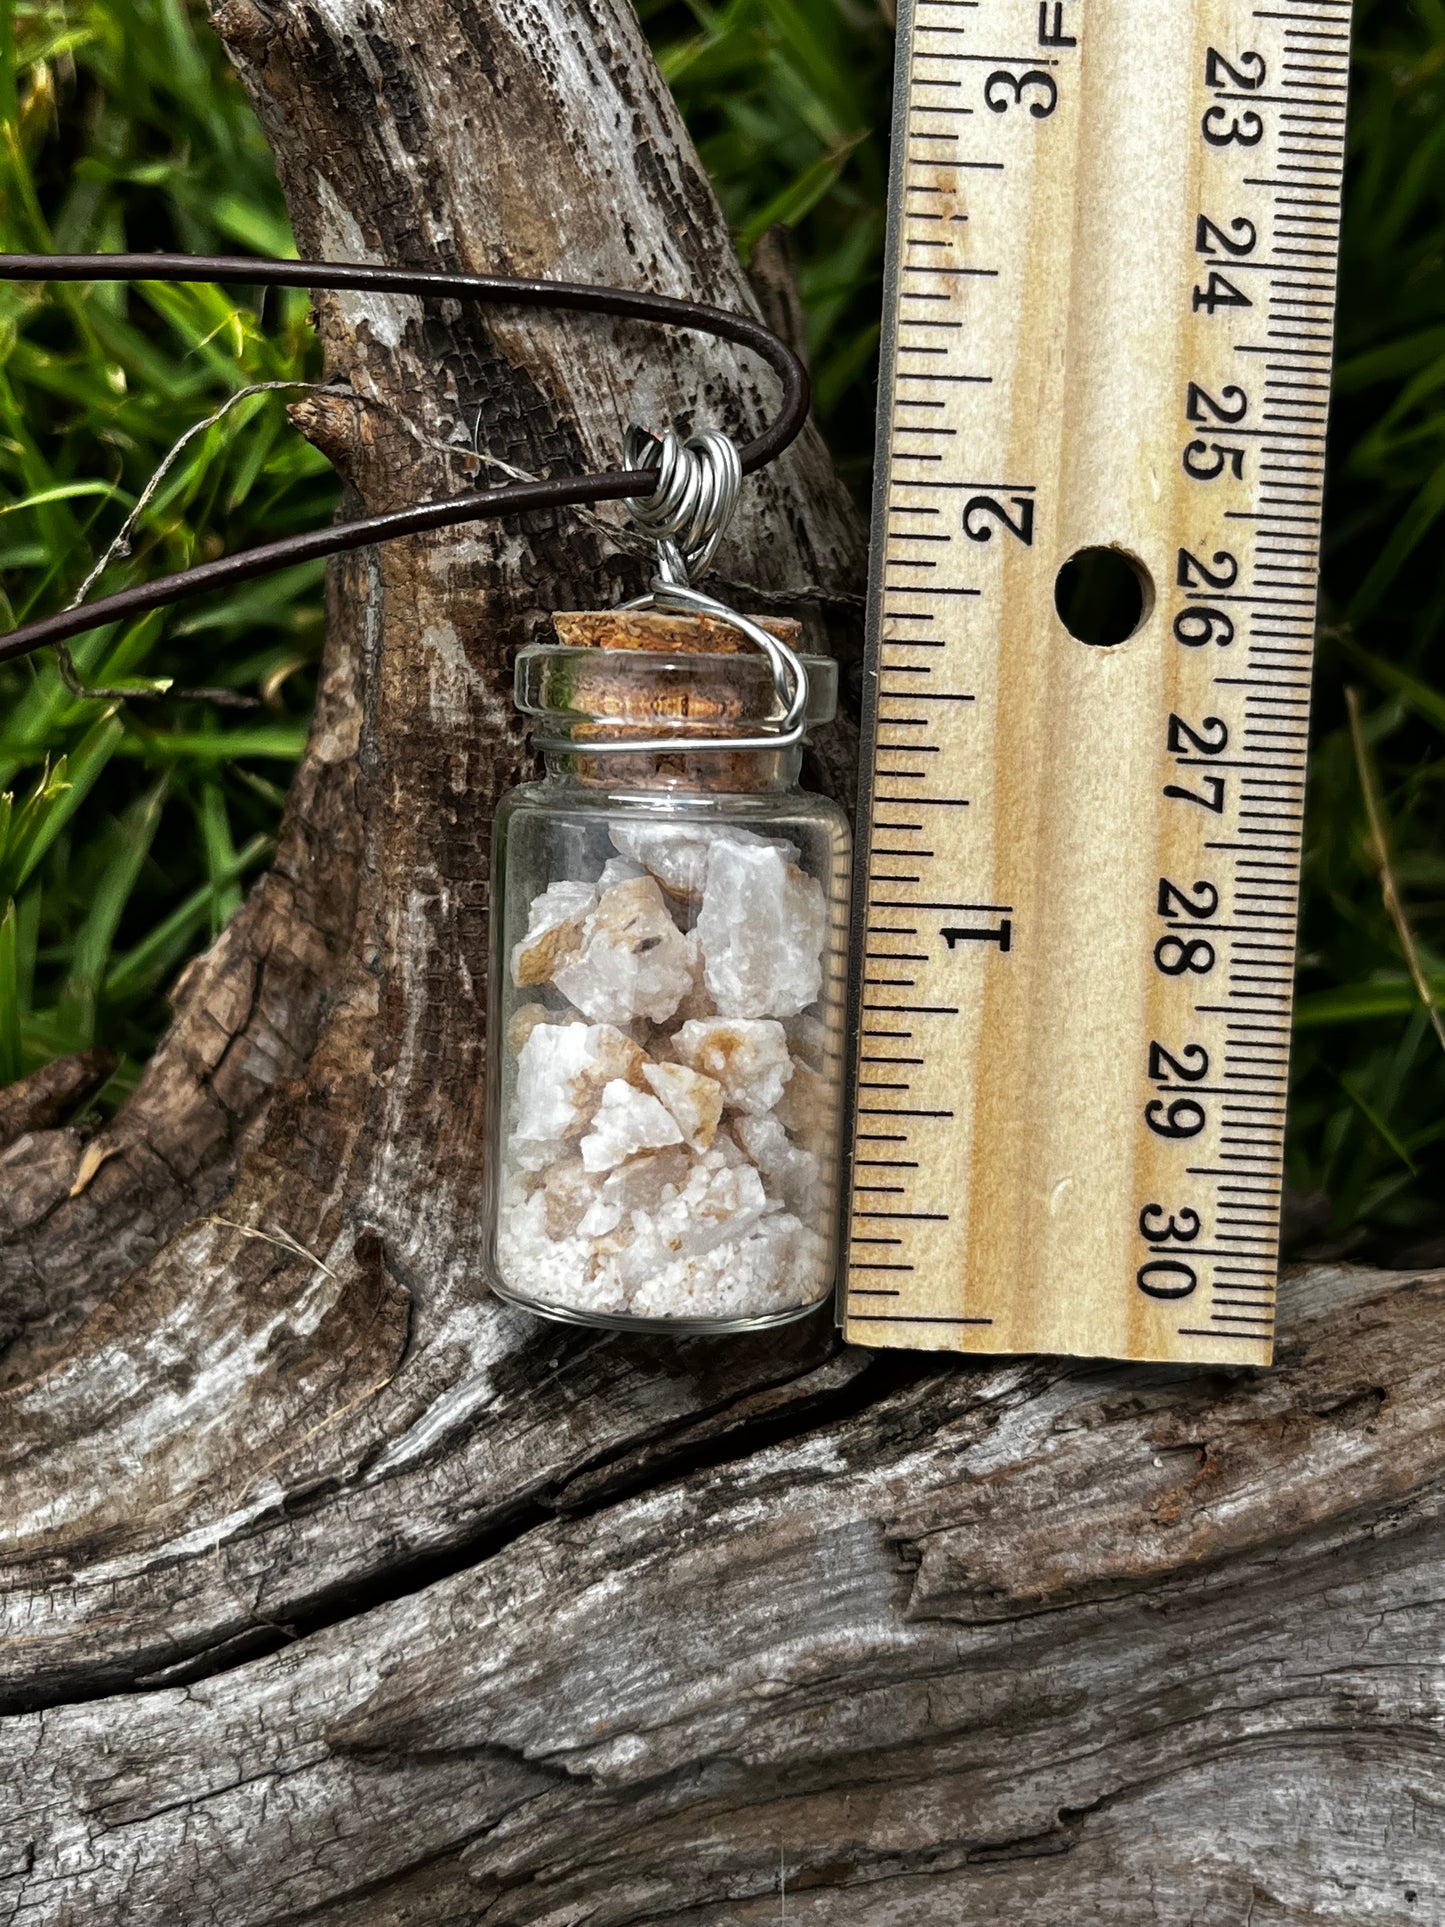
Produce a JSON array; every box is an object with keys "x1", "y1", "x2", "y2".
[
  {"x1": 513, "y1": 1020, "x2": 645, "y2": 1144},
  {"x1": 672, "y1": 1017, "x2": 793, "y2": 1116},
  {"x1": 552, "y1": 875, "x2": 696, "y2": 1025},
  {"x1": 733, "y1": 1111, "x2": 821, "y2": 1219},
  {"x1": 641, "y1": 1059, "x2": 723, "y2": 1150},
  {"x1": 510, "y1": 878, "x2": 596, "y2": 988},
  {"x1": 613, "y1": 1153, "x2": 770, "y2": 1283},
  {"x1": 539, "y1": 1158, "x2": 602, "y2": 1240},
  {"x1": 596, "y1": 855, "x2": 646, "y2": 891},
  {"x1": 696, "y1": 838, "x2": 826, "y2": 1019},
  {"x1": 609, "y1": 820, "x2": 797, "y2": 905},
  {"x1": 579, "y1": 1079, "x2": 685, "y2": 1172}
]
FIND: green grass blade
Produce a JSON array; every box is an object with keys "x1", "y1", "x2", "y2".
[
  {"x1": 197, "y1": 775, "x2": 241, "y2": 934},
  {"x1": 0, "y1": 480, "x2": 132, "y2": 516},
  {"x1": 1295, "y1": 977, "x2": 1445, "y2": 1028},
  {"x1": 59, "y1": 776, "x2": 166, "y2": 1040},
  {"x1": 1, "y1": 706, "x2": 124, "y2": 894},
  {"x1": 102, "y1": 831, "x2": 271, "y2": 1006},
  {"x1": 117, "y1": 723, "x2": 311, "y2": 763},
  {"x1": 0, "y1": 897, "x2": 19, "y2": 1085}
]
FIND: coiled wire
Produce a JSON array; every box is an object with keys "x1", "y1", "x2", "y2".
[
  {"x1": 602, "y1": 429, "x2": 810, "y2": 757},
  {"x1": 621, "y1": 427, "x2": 742, "y2": 588}
]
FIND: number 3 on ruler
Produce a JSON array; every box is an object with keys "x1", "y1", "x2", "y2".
[{"x1": 984, "y1": 70, "x2": 1058, "y2": 118}]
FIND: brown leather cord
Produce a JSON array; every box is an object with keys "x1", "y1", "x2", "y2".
[{"x1": 0, "y1": 252, "x2": 812, "y2": 667}]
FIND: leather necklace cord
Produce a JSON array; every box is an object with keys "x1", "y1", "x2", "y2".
[{"x1": 0, "y1": 252, "x2": 812, "y2": 667}]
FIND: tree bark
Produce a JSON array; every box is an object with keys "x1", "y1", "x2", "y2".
[{"x1": 0, "y1": 4, "x2": 1439, "y2": 1921}]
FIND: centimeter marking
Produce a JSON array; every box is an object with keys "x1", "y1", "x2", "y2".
[{"x1": 843, "y1": 0, "x2": 1351, "y2": 1365}]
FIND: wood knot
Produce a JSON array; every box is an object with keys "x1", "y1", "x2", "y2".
[
  {"x1": 209, "y1": 0, "x2": 273, "y2": 62},
  {"x1": 0, "y1": 1047, "x2": 118, "y2": 1153},
  {"x1": 288, "y1": 392, "x2": 367, "y2": 476}
]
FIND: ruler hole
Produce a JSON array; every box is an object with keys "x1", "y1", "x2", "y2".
[{"x1": 1054, "y1": 546, "x2": 1154, "y2": 648}]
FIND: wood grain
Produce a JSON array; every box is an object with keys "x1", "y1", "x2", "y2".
[{"x1": 3, "y1": 1263, "x2": 1441, "y2": 1921}]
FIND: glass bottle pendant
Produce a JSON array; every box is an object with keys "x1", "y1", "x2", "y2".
[{"x1": 483, "y1": 604, "x2": 851, "y2": 1332}]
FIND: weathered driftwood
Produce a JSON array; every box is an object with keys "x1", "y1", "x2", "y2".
[{"x1": 0, "y1": 2, "x2": 1439, "y2": 1920}]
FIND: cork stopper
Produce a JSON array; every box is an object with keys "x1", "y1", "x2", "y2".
[
  {"x1": 521, "y1": 610, "x2": 831, "y2": 793},
  {"x1": 551, "y1": 609, "x2": 803, "y2": 655}
]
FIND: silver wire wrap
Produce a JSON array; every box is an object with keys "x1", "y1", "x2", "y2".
[
  {"x1": 554, "y1": 426, "x2": 811, "y2": 758},
  {"x1": 622, "y1": 426, "x2": 742, "y2": 587}
]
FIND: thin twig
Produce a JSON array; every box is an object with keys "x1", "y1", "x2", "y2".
[
  {"x1": 57, "y1": 379, "x2": 323, "y2": 705},
  {"x1": 1346, "y1": 684, "x2": 1445, "y2": 1058},
  {"x1": 204, "y1": 1213, "x2": 339, "y2": 1279},
  {"x1": 234, "y1": 1362, "x2": 401, "y2": 1506},
  {"x1": 67, "y1": 380, "x2": 321, "y2": 608}
]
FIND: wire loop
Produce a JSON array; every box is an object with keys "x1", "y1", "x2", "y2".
[
  {"x1": 622, "y1": 426, "x2": 742, "y2": 587},
  {"x1": 605, "y1": 428, "x2": 813, "y2": 759}
]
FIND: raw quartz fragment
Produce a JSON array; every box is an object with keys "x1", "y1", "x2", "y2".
[
  {"x1": 596, "y1": 855, "x2": 646, "y2": 891},
  {"x1": 552, "y1": 875, "x2": 696, "y2": 1025},
  {"x1": 512, "y1": 1135, "x2": 566, "y2": 1175},
  {"x1": 539, "y1": 1144, "x2": 694, "y2": 1240},
  {"x1": 609, "y1": 820, "x2": 796, "y2": 906},
  {"x1": 511, "y1": 878, "x2": 596, "y2": 987},
  {"x1": 505, "y1": 1000, "x2": 565, "y2": 1056},
  {"x1": 601, "y1": 1144, "x2": 692, "y2": 1213},
  {"x1": 641, "y1": 1059, "x2": 722, "y2": 1150},
  {"x1": 513, "y1": 1020, "x2": 645, "y2": 1144},
  {"x1": 615, "y1": 1153, "x2": 769, "y2": 1280},
  {"x1": 668, "y1": 931, "x2": 717, "y2": 1026},
  {"x1": 696, "y1": 837, "x2": 827, "y2": 1019},
  {"x1": 672, "y1": 1017, "x2": 793, "y2": 1116},
  {"x1": 774, "y1": 1055, "x2": 830, "y2": 1155},
  {"x1": 734, "y1": 1111, "x2": 821, "y2": 1219},
  {"x1": 579, "y1": 1079, "x2": 684, "y2": 1172},
  {"x1": 540, "y1": 1157, "x2": 601, "y2": 1240},
  {"x1": 627, "y1": 1213, "x2": 823, "y2": 1324}
]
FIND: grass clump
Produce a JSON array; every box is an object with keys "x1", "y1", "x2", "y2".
[
  {"x1": 0, "y1": 0, "x2": 335, "y2": 1106},
  {"x1": 3, "y1": 0, "x2": 1444, "y2": 1259},
  {"x1": 1289, "y1": 0, "x2": 1445, "y2": 1257}
]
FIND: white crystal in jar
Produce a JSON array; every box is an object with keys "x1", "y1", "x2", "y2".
[
  {"x1": 495, "y1": 814, "x2": 836, "y2": 1324},
  {"x1": 671, "y1": 1017, "x2": 793, "y2": 1116},
  {"x1": 579, "y1": 1080, "x2": 685, "y2": 1172},
  {"x1": 513, "y1": 1020, "x2": 644, "y2": 1144},
  {"x1": 550, "y1": 875, "x2": 696, "y2": 1025},
  {"x1": 696, "y1": 838, "x2": 826, "y2": 1019}
]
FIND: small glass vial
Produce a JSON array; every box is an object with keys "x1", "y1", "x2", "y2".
[{"x1": 484, "y1": 607, "x2": 851, "y2": 1332}]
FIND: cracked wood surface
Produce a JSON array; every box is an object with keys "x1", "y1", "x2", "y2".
[
  {"x1": 4, "y1": 1264, "x2": 1443, "y2": 1922},
  {"x1": 0, "y1": 3, "x2": 1440, "y2": 1921}
]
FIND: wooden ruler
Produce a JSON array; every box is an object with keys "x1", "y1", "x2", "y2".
[{"x1": 843, "y1": 0, "x2": 1351, "y2": 1364}]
